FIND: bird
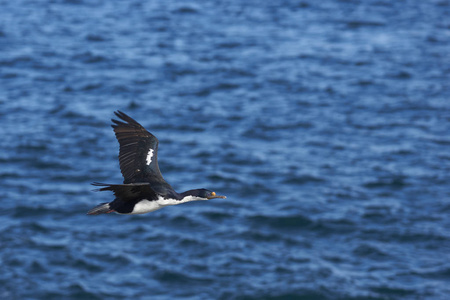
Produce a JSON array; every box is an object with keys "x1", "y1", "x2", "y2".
[{"x1": 87, "y1": 111, "x2": 226, "y2": 215}]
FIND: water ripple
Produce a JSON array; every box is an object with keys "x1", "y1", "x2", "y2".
[{"x1": 0, "y1": 0, "x2": 449, "y2": 299}]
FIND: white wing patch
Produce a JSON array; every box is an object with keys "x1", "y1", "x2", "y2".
[{"x1": 146, "y1": 149, "x2": 154, "y2": 165}]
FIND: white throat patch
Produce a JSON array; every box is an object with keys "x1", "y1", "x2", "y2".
[{"x1": 146, "y1": 149, "x2": 154, "y2": 165}]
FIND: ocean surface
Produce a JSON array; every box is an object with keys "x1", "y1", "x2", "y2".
[{"x1": 1, "y1": 0, "x2": 449, "y2": 299}]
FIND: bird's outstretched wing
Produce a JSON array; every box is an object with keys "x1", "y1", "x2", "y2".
[{"x1": 111, "y1": 111, "x2": 167, "y2": 187}]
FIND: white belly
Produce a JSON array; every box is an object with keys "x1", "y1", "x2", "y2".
[
  {"x1": 130, "y1": 199, "x2": 164, "y2": 214},
  {"x1": 129, "y1": 195, "x2": 205, "y2": 215}
]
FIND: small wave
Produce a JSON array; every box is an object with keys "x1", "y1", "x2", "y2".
[
  {"x1": 15, "y1": 141, "x2": 48, "y2": 152},
  {"x1": 1, "y1": 72, "x2": 18, "y2": 79},
  {"x1": 0, "y1": 171, "x2": 22, "y2": 179},
  {"x1": 175, "y1": 236, "x2": 205, "y2": 248},
  {"x1": 154, "y1": 269, "x2": 213, "y2": 285},
  {"x1": 241, "y1": 128, "x2": 279, "y2": 141},
  {"x1": 81, "y1": 82, "x2": 103, "y2": 91},
  {"x1": 207, "y1": 173, "x2": 242, "y2": 184},
  {"x1": 216, "y1": 42, "x2": 242, "y2": 49},
  {"x1": 222, "y1": 152, "x2": 264, "y2": 166},
  {"x1": 0, "y1": 55, "x2": 33, "y2": 67},
  {"x1": 413, "y1": 265, "x2": 450, "y2": 279},
  {"x1": 28, "y1": 260, "x2": 47, "y2": 274},
  {"x1": 23, "y1": 221, "x2": 52, "y2": 233},
  {"x1": 355, "y1": 79, "x2": 374, "y2": 86},
  {"x1": 361, "y1": 204, "x2": 396, "y2": 222},
  {"x1": 180, "y1": 82, "x2": 241, "y2": 97},
  {"x1": 312, "y1": 218, "x2": 357, "y2": 235},
  {"x1": 235, "y1": 290, "x2": 330, "y2": 300},
  {"x1": 168, "y1": 214, "x2": 206, "y2": 229},
  {"x1": 73, "y1": 51, "x2": 108, "y2": 64},
  {"x1": 85, "y1": 252, "x2": 133, "y2": 266},
  {"x1": 283, "y1": 174, "x2": 326, "y2": 185},
  {"x1": 345, "y1": 20, "x2": 386, "y2": 28},
  {"x1": 429, "y1": 137, "x2": 450, "y2": 146},
  {"x1": 30, "y1": 236, "x2": 70, "y2": 251},
  {"x1": 64, "y1": 282, "x2": 104, "y2": 300},
  {"x1": 171, "y1": 4, "x2": 200, "y2": 14},
  {"x1": 260, "y1": 121, "x2": 314, "y2": 131},
  {"x1": 12, "y1": 206, "x2": 57, "y2": 218},
  {"x1": 250, "y1": 170, "x2": 276, "y2": 180},
  {"x1": 28, "y1": 159, "x2": 72, "y2": 170},
  {"x1": 85, "y1": 33, "x2": 107, "y2": 42},
  {"x1": 70, "y1": 258, "x2": 104, "y2": 272},
  {"x1": 390, "y1": 70, "x2": 413, "y2": 79},
  {"x1": 362, "y1": 176, "x2": 409, "y2": 189},
  {"x1": 388, "y1": 229, "x2": 448, "y2": 243},
  {"x1": 201, "y1": 210, "x2": 233, "y2": 221},
  {"x1": 352, "y1": 243, "x2": 389, "y2": 260},
  {"x1": 238, "y1": 230, "x2": 302, "y2": 246},
  {"x1": 369, "y1": 285, "x2": 416, "y2": 297},
  {"x1": 359, "y1": 227, "x2": 449, "y2": 244},
  {"x1": 247, "y1": 214, "x2": 313, "y2": 230}
]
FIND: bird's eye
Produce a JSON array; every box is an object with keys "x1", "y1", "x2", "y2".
[{"x1": 211, "y1": 192, "x2": 216, "y2": 196}]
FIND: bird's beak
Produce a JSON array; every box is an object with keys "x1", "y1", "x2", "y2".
[{"x1": 207, "y1": 192, "x2": 226, "y2": 199}]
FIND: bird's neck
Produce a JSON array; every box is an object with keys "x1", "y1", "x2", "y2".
[
  {"x1": 179, "y1": 190, "x2": 197, "y2": 199},
  {"x1": 178, "y1": 189, "x2": 206, "y2": 202}
]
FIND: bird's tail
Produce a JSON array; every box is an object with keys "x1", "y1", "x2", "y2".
[{"x1": 87, "y1": 202, "x2": 114, "y2": 215}]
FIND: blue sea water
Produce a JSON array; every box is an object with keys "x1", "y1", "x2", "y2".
[{"x1": 1, "y1": 0, "x2": 449, "y2": 299}]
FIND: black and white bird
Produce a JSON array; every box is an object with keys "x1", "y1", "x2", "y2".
[{"x1": 87, "y1": 111, "x2": 226, "y2": 215}]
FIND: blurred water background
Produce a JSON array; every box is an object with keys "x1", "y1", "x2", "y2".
[{"x1": 1, "y1": 0, "x2": 449, "y2": 299}]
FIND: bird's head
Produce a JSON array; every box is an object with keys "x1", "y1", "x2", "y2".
[{"x1": 182, "y1": 189, "x2": 226, "y2": 201}]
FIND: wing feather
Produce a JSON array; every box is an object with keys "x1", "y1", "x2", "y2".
[
  {"x1": 92, "y1": 182, "x2": 157, "y2": 201},
  {"x1": 111, "y1": 111, "x2": 165, "y2": 185}
]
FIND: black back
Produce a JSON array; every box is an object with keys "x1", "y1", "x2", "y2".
[{"x1": 92, "y1": 182, "x2": 159, "y2": 213}]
